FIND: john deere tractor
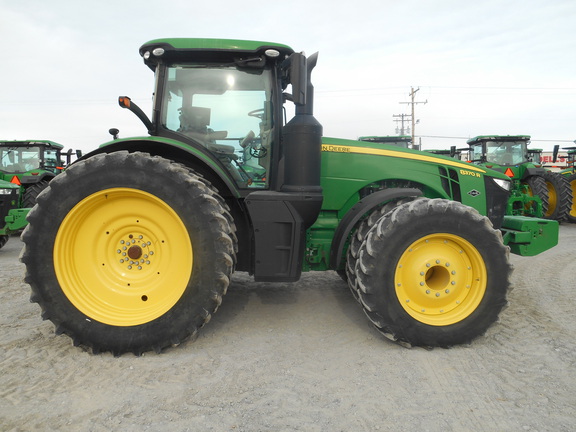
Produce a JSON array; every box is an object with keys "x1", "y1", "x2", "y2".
[
  {"x1": 0, "y1": 140, "x2": 81, "y2": 248},
  {"x1": 21, "y1": 39, "x2": 558, "y2": 355},
  {"x1": 466, "y1": 135, "x2": 572, "y2": 221},
  {"x1": 0, "y1": 180, "x2": 26, "y2": 249}
]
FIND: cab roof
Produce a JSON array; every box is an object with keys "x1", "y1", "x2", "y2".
[
  {"x1": 467, "y1": 135, "x2": 531, "y2": 145},
  {"x1": 139, "y1": 38, "x2": 294, "y2": 68},
  {"x1": 0, "y1": 140, "x2": 63, "y2": 149}
]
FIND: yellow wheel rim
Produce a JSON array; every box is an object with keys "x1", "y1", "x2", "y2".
[
  {"x1": 544, "y1": 180, "x2": 557, "y2": 217},
  {"x1": 569, "y1": 178, "x2": 576, "y2": 218},
  {"x1": 54, "y1": 188, "x2": 193, "y2": 326},
  {"x1": 395, "y1": 233, "x2": 487, "y2": 326}
]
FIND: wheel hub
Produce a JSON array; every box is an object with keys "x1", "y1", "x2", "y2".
[
  {"x1": 117, "y1": 234, "x2": 154, "y2": 271},
  {"x1": 395, "y1": 234, "x2": 486, "y2": 326}
]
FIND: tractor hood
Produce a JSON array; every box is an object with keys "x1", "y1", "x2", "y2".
[
  {"x1": 0, "y1": 178, "x2": 20, "y2": 190},
  {"x1": 322, "y1": 137, "x2": 511, "y2": 182}
]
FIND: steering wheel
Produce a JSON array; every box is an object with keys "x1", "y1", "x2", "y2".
[
  {"x1": 247, "y1": 108, "x2": 264, "y2": 120},
  {"x1": 249, "y1": 145, "x2": 267, "y2": 159}
]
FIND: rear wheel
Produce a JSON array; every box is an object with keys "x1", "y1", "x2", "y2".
[
  {"x1": 541, "y1": 171, "x2": 571, "y2": 221},
  {"x1": 567, "y1": 173, "x2": 576, "y2": 223},
  {"x1": 355, "y1": 199, "x2": 512, "y2": 348},
  {"x1": 21, "y1": 151, "x2": 236, "y2": 355},
  {"x1": 522, "y1": 175, "x2": 548, "y2": 217},
  {"x1": 22, "y1": 180, "x2": 50, "y2": 208}
]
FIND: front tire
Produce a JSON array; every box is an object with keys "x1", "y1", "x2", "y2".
[
  {"x1": 541, "y1": 171, "x2": 571, "y2": 221},
  {"x1": 22, "y1": 180, "x2": 50, "y2": 208},
  {"x1": 355, "y1": 199, "x2": 512, "y2": 348},
  {"x1": 523, "y1": 175, "x2": 548, "y2": 217},
  {"x1": 21, "y1": 151, "x2": 236, "y2": 355},
  {"x1": 345, "y1": 197, "x2": 416, "y2": 301},
  {"x1": 566, "y1": 173, "x2": 576, "y2": 223}
]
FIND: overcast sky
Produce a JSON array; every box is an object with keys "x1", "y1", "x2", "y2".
[{"x1": 1, "y1": 0, "x2": 575, "y2": 154}]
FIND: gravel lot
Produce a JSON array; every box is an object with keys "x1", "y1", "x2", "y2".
[{"x1": 1, "y1": 224, "x2": 575, "y2": 431}]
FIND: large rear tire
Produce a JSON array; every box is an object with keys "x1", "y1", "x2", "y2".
[
  {"x1": 541, "y1": 171, "x2": 571, "y2": 222},
  {"x1": 522, "y1": 175, "x2": 548, "y2": 217},
  {"x1": 21, "y1": 151, "x2": 236, "y2": 355},
  {"x1": 22, "y1": 180, "x2": 50, "y2": 208},
  {"x1": 355, "y1": 198, "x2": 512, "y2": 348},
  {"x1": 566, "y1": 173, "x2": 576, "y2": 223}
]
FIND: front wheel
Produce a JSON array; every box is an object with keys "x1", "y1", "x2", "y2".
[
  {"x1": 566, "y1": 173, "x2": 576, "y2": 223},
  {"x1": 0, "y1": 235, "x2": 8, "y2": 249},
  {"x1": 22, "y1": 180, "x2": 50, "y2": 208},
  {"x1": 21, "y1": 151, "x2": 237, "y2": 355},
  {"x1": 541, "y1": 171, "x2": 572, "y2": 221},
  {"x1": 355, "y1": 199, "x2": 512, "y2": 348}
]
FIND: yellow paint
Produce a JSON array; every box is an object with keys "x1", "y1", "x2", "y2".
[
  {"x1": 54, "y1": 188, "x2": 193, "y2": 326},
  {"x1": 322, "y1": 144, "x2": 486, "y2": 174},
  {"x1": 395, "y1": 233, "x2": 487, "y2": 326}
]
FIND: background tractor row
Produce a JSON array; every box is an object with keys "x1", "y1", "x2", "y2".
[
  {"x1": 465, "y1": 135, "x2": 572, "y2": 222},
  {"x1": 0, "y1": 140, "x2": 81, "y2": 249},
  {"x1": 21, "y1": 38, "x2": 558, "y2": 356}
]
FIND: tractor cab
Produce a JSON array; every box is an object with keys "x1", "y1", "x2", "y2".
[
  {"x1": 467, "y1": 135, "x2": 532, "y2": 168},
  {"x1": 0, "y1": 140, "x2": 65, "y2": 178},
  {"x1": 527, "y1": 148, "x2": 543, "y2": 164},
  {"x1": 126, "y1": 38, "x2": 317, "y2": 193}
]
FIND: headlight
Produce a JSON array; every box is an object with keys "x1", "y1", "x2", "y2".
[
  {"x1": 492, "y1": 177, "x2": 511, "y2": 191},
  {"x1": 0, "y1": 188, "x2": 16, "y2": 195}
]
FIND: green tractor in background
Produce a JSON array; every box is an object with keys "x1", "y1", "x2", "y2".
[
  {"x1": 0, "y1": 140, "x2": 81, "y2": 249},
  {"x1": 466, "y1": 135, "x2": 572, "y2": 222},
  {"x1": 0, "y1": 179, "x2": 27, "y2": 249},
  {"x1": 21, "y1": 39, "x2": 559, "y2": 355}
]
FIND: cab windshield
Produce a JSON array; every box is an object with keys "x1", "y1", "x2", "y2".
[
  {"x1": 0, "y1": 146, "x2": 41, "y2": 173},
  {"x1": 482, "y1": 140, "x2": 529, "y2": 166},
  {"x1": 161, "y1": 65, "x2": 275, "y2": 188}
]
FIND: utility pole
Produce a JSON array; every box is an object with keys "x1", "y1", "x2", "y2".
[
  {"x1": 393, "y1": 113, "x2": 411, "y2": 135},
  {"x1": 399, "y1": 87, "x2": 427, "y2": 149}
]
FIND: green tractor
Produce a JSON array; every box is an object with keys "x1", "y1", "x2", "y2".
[
  {"x1": 466, "y1": 135, "x2": 572, "y2": 221},
  {"x1": 21, "y1": 39, "x2": 558, "y2": 355},
  {"x1": 0, "y1": 179, "x2": 27, "y2": 249},
  {"x1": 557, "y1": 145, "x2": 576, "y2": 222},
  {"x1": 0, "y1": 140, "x2": 81, "y2": 248}
]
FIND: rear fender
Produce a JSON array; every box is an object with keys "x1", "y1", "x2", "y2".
[{"x1": 78, "y1": 137, "x2": 241, "y2": 198}]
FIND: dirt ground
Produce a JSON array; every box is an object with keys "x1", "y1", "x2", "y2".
[{"x1": 1, "y1": 224, "x2": 575, "y2": 432}]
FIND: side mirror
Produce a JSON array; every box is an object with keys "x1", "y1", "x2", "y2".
[
  {"x1": 552, "y1": 144, "x2": 559, "y2": 163},
  {"x1": 284, "y1": 53, "x2": 307, "y2": 106}
]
